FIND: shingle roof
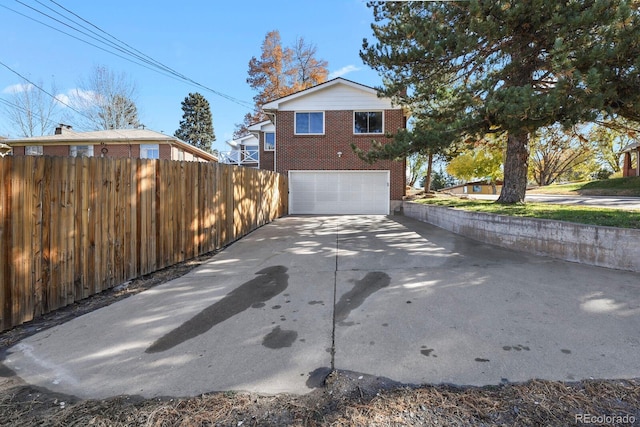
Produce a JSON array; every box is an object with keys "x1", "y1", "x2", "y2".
[{"x1": 6, "y1": 128, "x2": 176, "y2": 144}]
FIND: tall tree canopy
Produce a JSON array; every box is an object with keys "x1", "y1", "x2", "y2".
[
  {"x1": 360, "y1": 0, "x2": 640, "y2": 203},
  {"x1": 529, "y1": 125, "x2": 593, "y2": 186},
  {"x1": 235, "y1": 30, "x2": 328, "y2": 137},
  {"x1": 175, "y1": 92, "x2": 215, "y2": 153},
  {"x1": 73, "y1": 65, "x2": 140, "y2": 130},
  {"x1": 3, "y1": 79, "x2": 63, "y2": 137},
  {"x1": 589, "y1": 119, "x2": 639, "y2": 174}
]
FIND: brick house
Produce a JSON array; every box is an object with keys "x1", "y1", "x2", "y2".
[
  {"x1": 621, "y1": 142, "x2": 639, "y2": 177},
  {"x1": 253, "y1": 77, "x2": 409, "y2": 214},
  {"x1": 7, "y1": 125, "x2": 217, "y2": 162},
  {"x1": 219, "y1": 132, "x2": 260, "y2": 168}
]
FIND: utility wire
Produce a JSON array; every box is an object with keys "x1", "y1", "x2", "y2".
[
  {"x1": 0, "y1": 60, "x2": 99, "y2": 125},
  {"x1": 44, "y1": 0, "x2": 187, "y2": 77},
  {"x1": 0, "y1": 3, "x2": 191, "y2": 86},
  {"x1": 0, "y1": 97, "x2": 64, "y2": 134},
  {"x1": 5, "y1": 0, "x2": 254, "y2": 109}
]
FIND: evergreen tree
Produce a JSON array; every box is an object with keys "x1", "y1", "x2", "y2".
[
  {"x1": 359, "y1": 1, "x2": 640, "y2": 203},
  {"x1": 175, "y1": 92, "x2": 215, "y2": 153}
]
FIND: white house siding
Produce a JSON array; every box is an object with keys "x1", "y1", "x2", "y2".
[{"x1": 276, "y1": 84, "x2": 393, "y2": 111}]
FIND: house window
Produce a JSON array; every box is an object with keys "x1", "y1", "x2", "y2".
[
  {"x1": 354, "y1": 111, "x2": 384, "y2": 134},
  {"x1": 140, "y1": 144, "x2": 160, "y2": 159},
  {"x1": 264, "y1": 132, "x2": 275, "y2": 151},
  {"x1": 70, "y1": 145, "x2": 93, "y2": 157},
  {"x1": 25, "y1": 145, "x2": 43, "y2": 156},
  {"x1": 295, "y1": 112, "x2": 324, "y2": 134}
]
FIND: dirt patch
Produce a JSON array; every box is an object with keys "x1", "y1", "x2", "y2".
[
  {"x1": 1, "y1": 252, "x2": 639, "y2": 426},
  {"x1": 1, "y1": 374, "x2": 638, "y2": 426}
]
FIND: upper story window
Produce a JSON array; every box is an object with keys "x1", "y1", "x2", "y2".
[
  {"x1": 70, "y1": 145, "x2": 93, "y2": 157},
  {"x1": 264, "y1": 132, "x2": 275, "y2": 151},
  {"x1": 25, "y1": 145, "x2": 43, "y2": 156},
  {"x1": 295, "y1": 112, "x2": 324, "y2": 135},
  {"x1": 354, "y1": 111, "x2": 384, "y2": 134},
  {"x1": 140, "y1": 144, "x2": 160, "y2": 159}
]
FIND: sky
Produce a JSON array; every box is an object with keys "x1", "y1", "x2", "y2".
[{"x1": 0, "y1": 0, "x2": 385, "y2": 153}]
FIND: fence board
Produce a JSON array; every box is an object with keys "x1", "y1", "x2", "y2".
[
  {"x1": 0, "y1": 157, "x2": 287, "y2": 331},
  {"x1": 0, "y1": 158, "x2": 9, "y2": 331}
]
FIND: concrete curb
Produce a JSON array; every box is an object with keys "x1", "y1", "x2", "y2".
[{"x1": 402, "y1": 201, "x2": 640, "y2": 273}]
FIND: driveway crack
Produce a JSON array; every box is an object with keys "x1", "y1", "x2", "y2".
[{"x1": 330, "y1": 220, "x2": 339, "y2": 371}]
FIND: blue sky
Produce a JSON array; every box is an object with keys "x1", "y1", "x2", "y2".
[{"x1": 0, "y1": 0, "x2": 384, "y2": 153}]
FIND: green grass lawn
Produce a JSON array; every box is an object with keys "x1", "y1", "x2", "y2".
[
  {"x1": 528, "y1": 176, "x2": 640, "y2": 196},
  {"x1": 415, "y1": 196, "x2": 640, "y2": 229}
]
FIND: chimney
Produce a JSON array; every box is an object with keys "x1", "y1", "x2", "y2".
[{"x1": 55, "y1": 124, "x2": 73, "y2": 135}]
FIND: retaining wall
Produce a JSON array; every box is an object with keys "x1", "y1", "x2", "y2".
[{"x1": 402, "y1": 201, "x2": 640, "y2": 273}]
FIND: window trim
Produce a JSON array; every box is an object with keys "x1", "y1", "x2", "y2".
[
  {"x1": 70, "y1": 145, "x2": 94, "y2": 158},
  {"x1": 140, "y1": 143, "x2": 160, "y2": 159},
  {"x1": 25, "y1": 145, "x2": 43, "y2": 156},
  {"x1": 264, "y1": 132, "x2": 276, "y2": 151},
  {"x1": 353, "y1": 110, "x2": 384, "y2": 135},
  {"x1": 294, "y1": 111, "x2": 325, "y2": 135}
]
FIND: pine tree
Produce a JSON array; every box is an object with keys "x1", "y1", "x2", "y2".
[
  {"x1": 175, "y1": 93, "x2": 215, "y2": 153},
  {"x1": 360, "y1": 0, "x2": 640, "y2": 203}
]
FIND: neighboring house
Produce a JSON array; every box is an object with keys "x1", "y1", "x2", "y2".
[
  {"x1": 0, "y1": 136, "x2": 10, "y2": 156},
  {"x1": 250, "y1": 77, "x2": 409, "y2": 214},
  {"x1": 621, "y1": 142, "x2": 639, "y2": 177},
  {"x1": 7, "y1": 125, "x2": 217, "y2": 162},
  {"x1": 219, "y1": 133, "x2": 259, "y2": 168},
  {"x1": 441, "y1": 180, "x2": 504, "y2": 195}
]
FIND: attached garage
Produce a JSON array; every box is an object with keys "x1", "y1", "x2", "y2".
[{"x1": 288, "y1": 170, "x2": 390, "y2": 215}]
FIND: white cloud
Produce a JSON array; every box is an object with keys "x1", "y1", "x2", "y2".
[
  {"x1": 328, "y1": 65, "x2": 361, "y2": 79},
  {"x1": 64, "y1": 88, "x2": 98, "y2": 109},
  {"x1": 2, "y1": 83, "x2": 34, "y2": 94},
  {"x1": 54, "y1": 93, "x2": 70, "y2": 106}
]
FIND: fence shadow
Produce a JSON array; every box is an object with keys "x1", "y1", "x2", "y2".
[{"x1": 0, "y1": 156, "x2": 288, "y2": 332}]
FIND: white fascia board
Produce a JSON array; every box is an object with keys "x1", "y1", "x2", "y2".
[{"x1": 262, "y1": 78, "x2": 380, "y2": 111}]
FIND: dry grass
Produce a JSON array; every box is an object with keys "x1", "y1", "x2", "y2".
[{"x1": 1, "y1": 376, "x2": 638, "y2": 426}]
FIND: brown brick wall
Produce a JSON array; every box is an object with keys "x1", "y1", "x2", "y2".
[
  {"x1": 159, "y1": 144, "x2": 171, "y2": 160},
  {"x1": 100, "y1": 144, "x2": 134, "y2": 158},
  {"x1": 274, "y1": 109, "x2": 406, "y2": 199},
  {"x1": 43, "y1": 146, "x2": 71, "y2": 156},
  {"x1": 258, "y1": 132, "x2": 275, "y2": 171},
  {"x1": 12, "y1": 146, "x2": 25, "y2": 156}
]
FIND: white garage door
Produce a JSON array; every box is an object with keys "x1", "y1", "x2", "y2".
[{"x1": 289, "y1": 170, "x2": 390, "y2": 215}]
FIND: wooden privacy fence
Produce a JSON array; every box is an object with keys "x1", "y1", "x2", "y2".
[{"x1": 0, "y1": 156, "x2": 288, "y2": 332}]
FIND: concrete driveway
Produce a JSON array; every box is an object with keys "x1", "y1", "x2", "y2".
[{"x1": 2, "y1": 215, "x2": 639, "y2": 399}]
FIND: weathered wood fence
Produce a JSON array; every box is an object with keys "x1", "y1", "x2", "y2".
[{"x1": 0, "y1": 156, "x2": 288, "y2": 332}]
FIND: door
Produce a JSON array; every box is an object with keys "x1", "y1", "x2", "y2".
[{"x1": 288, "y1": 170, "x2": 389, "y2": 214}]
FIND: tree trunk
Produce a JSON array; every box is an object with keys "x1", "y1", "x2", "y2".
[
  {"x1": 423, "y1": 152, "x2": 434, "y2": 193},
  {"x1": 497, "y1": 131, "x2": 529, "y2": 204}
]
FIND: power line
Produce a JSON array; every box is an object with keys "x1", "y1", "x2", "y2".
[
  {"x1": 0, "y1": 97, "x2": 65, "y2": 134},
  {"x1": 4, "y1": 0, "x2": 254, "y2": 109},
  {"x1": 0, "y1": 3, "x2": 196, "y2": 87},
  {"x1": 0, "y1": 60, "x2": 99, "y2": 125}
]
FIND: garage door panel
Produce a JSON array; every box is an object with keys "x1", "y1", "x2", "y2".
[{"x1": 289, "y1": 171, "x2": 389, "y2": 215}]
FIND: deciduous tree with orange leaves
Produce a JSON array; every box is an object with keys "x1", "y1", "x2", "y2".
[{"x1": 235, "y1": 30, "x2": 328, "y2": 137}]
